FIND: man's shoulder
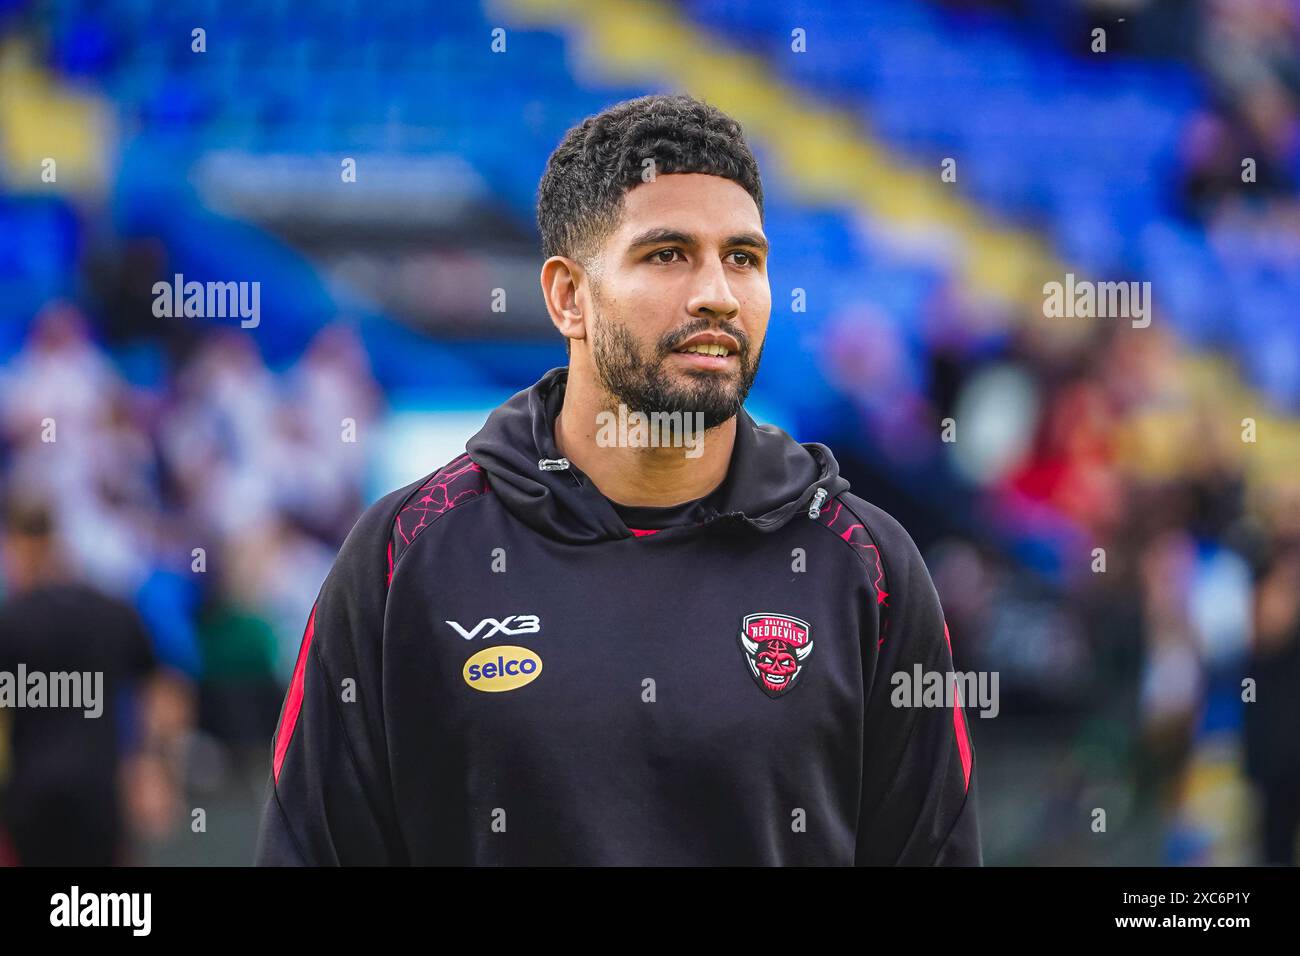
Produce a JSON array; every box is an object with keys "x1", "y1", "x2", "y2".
[
  {"x1": 815, "y1": 490, "x2": 917, "y2": 550},
  {"x1": 386, "y1": 452, "x2": 493, "y2": 583},
  {"x1": 335, "y1": 452, "x2": 493, "y2": 591},
  {"x1": 809, "y1": 490, "x2": 926, "y2": 609}
]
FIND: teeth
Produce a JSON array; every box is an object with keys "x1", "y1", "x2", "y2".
[{"x1": 679, "y1": 343, "x2": 730, "y2": 356}]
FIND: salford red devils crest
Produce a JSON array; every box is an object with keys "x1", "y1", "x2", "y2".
[{"x1": 739, "y1": 612, "x2": 813, "y2": 698}]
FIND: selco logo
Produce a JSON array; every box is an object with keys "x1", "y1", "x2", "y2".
[{"x1": 463, "y1": 645, "x2": 543, "y2": 693}]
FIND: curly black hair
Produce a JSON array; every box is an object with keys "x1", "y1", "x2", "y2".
[{"x1": 536, "y1": 93, "x2": 764, "y2": 270}]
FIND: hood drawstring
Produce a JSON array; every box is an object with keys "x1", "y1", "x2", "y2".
[
  {"x1": 538, "y1": 457, "x2": 571, "y2": 471},
  {"x1": 807, "y1": 487, "x2": 828, "y2": 519}
]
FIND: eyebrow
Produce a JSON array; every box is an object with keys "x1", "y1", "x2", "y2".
[{"x1": 626, "y1": 228, "x2": 769, "y2": 256}]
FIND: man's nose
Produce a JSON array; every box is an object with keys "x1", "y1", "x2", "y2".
[{"x1": 688, "y1": 259, "x2": 741, "y2": 319}]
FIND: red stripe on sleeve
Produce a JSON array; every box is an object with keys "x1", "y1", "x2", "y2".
[
  {"x1": 273, "y1": 603, "x2": 317, "y2": 784},
  {"x1": 943, "y1": 621, "x2": 973, "y2": 793}
]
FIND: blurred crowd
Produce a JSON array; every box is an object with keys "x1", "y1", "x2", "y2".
[
  {"x1": 825, "y1": 199, "x2": 1298, "y2": 868},
  {"x1": 0, "y1": 302, "x2": 381, "y2": 863},
  {"x1": 798, "y1": 0, "x2": 1300, "y2": 865}
]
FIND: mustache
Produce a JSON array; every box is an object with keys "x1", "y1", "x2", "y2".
[{"x1": 661, "y1": 324, "x2": 750, "y2": 355}]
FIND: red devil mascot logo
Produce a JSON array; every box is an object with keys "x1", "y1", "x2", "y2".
[{"x1": 739, "y1": 612, "x2": 813, "y2": 699}]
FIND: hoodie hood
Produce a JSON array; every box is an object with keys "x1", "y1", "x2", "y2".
[{"x1": 465, "y1": 366, "x2": 850, "y2": 545}]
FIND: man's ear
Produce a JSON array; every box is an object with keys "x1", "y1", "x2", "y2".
[{"x1": 540, "y1": 255, "x2": 588, "y2": 350}]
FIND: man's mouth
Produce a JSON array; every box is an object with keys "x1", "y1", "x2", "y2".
[{"x1": 672, "y1": 341, "x2": 736, "y2": 369}]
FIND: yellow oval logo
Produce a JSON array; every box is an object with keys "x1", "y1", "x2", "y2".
[{"x1": 463, "y1": 645, "x2": 543, "y2": 692}]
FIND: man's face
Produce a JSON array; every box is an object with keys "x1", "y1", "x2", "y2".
[{"x1": 585, "y1": 173, "x2": 770, "y2": 430}]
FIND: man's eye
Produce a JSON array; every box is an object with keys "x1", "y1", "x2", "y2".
[
  {"x1": 650, "y1": 249, "x2": 682, "y2": 263},
  {"x1": 729, "y1": 251, "x2": 758, "y2": 267}
]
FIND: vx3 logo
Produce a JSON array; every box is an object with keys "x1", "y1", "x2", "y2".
[{"x1": 446, "y1": 615, "x2": 541, "y2": 641}]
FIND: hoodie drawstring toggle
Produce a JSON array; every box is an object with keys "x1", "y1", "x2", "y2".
[{"x1": 807, "y1": 487, "x2": 828, "y2": 519}]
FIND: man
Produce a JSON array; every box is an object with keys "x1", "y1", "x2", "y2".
[
  {"x1": 0, "y1": 496, "x2": 167, "y2": 865},
  {"x1": 255, "y1": 93, "x2": 980, "y2": 866}
]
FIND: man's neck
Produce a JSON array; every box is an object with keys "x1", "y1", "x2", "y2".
[{"x1": 553, "y1": 370, "x2": 736, "y2": 508}]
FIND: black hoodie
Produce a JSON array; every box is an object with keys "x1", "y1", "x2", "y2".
[{"x1": 255, "y1": 366, "x2": 981, "y2": 865}]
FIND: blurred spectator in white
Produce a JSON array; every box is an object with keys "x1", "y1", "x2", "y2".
[
  {"x1": 160, "y1": 330, "x2": 284, "y2": 540},
  {"x1": 0, "y1": 302, "x2": 118, "y2": 445},
  {"x1": 0, "y1": 307, "x2": 158, "y2": 599},
  {"x1": 277, "y1": 322, "x2": 382, "y2": 540}
]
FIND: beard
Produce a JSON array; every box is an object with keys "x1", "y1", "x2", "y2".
[{"x1": 589, "y1": 310, "x2": 763, "y2": 431}]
